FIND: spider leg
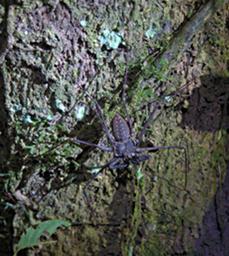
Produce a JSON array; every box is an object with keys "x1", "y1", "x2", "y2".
[
  {"x1": 71, "y1": 138, "x2": 112, "y2": 152},
  {"x1": 85, "y1": 157, "x2": 127, "y2": 171},
  {"x1": 93, "y1": 100, "x2": 116, "y2": 144},
  {"x1": 136, "y1": 102, "x2": 162, "y2": 143},
  {"x1": 82, "y1": 156, "x2": 124, "y2": 222},
  {"x1": 109, "y1": 158, "x2": 128, "y2": 170},
  {"x1": 138, "y1": 144, "x2": 189, "y2": 190},
  {"x1": 131, "y1": 154, "x2": 150, "y2": 164},
  {"x1": 145, "y1": 173, "x2": 194, "y2": 202},
  {"x1": 136, "y1": 145, "x2": 184, "y2": 152},
  {"x1": 121, "y1": 69, "x2": 133, "y2": 133},
  {"x1": 78, "y1": 84, "x2": 115, "y2": 144}
]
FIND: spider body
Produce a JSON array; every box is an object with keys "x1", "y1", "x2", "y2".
[
  {"x1": 112, "y1": 113, "x2": 131, "y2": 142},
  {"x1": 112, "y1": 113, "x2": 135, "y2": 156},
  {"x1": 110, "y1": 113, "x2": 150, "y2": 169},
  {"x1": 72, "y1": 104, "x2": 182, "y2": 170},
  {"x1": 114, "y1": 139, "x2": 136, "y2": 158},
  {"x1": 72, "y1": 78, "x2": 184, "y2": 171}
]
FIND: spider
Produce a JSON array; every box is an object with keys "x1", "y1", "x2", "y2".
[{"x1": 71, "y1": 81, "x2": 184, "y2": 171}]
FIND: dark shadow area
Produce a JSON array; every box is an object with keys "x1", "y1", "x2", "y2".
[
  {"x1": 179, "y1": 75, "x2": 229, "y2": 255},
  {"x1": 0, "y1": 77, "x2": 15, "y2": 256},
  {"x1": 0, "y1": 68, "x2": 14, "y2": 256},
  {"x1": 97, "y1": 172, "x2": 135, "y2": 256},
  {"x1": 195, "y1": 163, "x2": 229, "y2": 256},
  {"x1": 0, "y1": 2, "x2": 18, "y2": 255},
  {"x1": 180, "y1": 75, "x2": 229, "y2": 132}
]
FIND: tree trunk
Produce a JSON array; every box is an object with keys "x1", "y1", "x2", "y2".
[{"x1": 0, "y1": 0, "x2": 228, "y2": 255}]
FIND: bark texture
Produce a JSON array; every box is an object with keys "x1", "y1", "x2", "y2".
[{"x1": 0, "y1": 0, "x2": 228, "y2": 255}]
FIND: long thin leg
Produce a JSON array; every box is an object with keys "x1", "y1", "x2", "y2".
[
  {"x1": 71, "y1": 138, "x2": 112, "y2": 152},
  {"x1": 121, "y1": 69, "x2": 133, "y2": 131},
  {"x1": 145, "y1": 173, "x2": 193, "y2": 202},
  {"x1": 109, "y1": 158, "x2": 128, "y2": 170},
  {"x1": 131, "y1": 154, "x2": 151, "y2": 164},
  {"x1": 136, "y1": 102, "x2": 162, "y2": 143},
  {"x1": 136, "y1": 145, "x2": 184, "y2": 152},
  {"x1": 85, "y1": 157, "x2": 127, "y2": 173},
  {"x1": 135, "y1": 81, "x2": 192, "y2": 142},
  {"x1": 93, "y1": 100, "x2": 115, "y2": 143},
  {"x1": 82, "y1": 157, "x2": 121, "y2": 215},
  {"x1": 79, "y1": 85, "x2": 115, "y2": 144},
  {"x1": 133, "y1": 81, "x2": 191, "y2": 115},
  {"x1": 84, "y1": 157, "x2": 120, "y2": 172},
  {"x1": 138, "y1": 144, "x2": 189, "y2": 190}
]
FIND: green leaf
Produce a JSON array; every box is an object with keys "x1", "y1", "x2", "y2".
[{"x1": 14, "y1": 219, "x2": 71, "y2": 256}]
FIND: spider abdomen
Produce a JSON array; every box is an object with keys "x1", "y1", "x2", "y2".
[{"x1": 112, "y1": 113, "x2": 131, "y2": 142}]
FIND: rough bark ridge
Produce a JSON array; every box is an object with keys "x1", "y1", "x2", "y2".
[{"x1": 0, "y1": 0, "x2": 228, "y2": 255}]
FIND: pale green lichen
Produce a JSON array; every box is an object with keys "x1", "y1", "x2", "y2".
[
  {"x1": 74, "y1": 104, "x2": 87, "y2": 121},
  {"x1": 99, "y1": 29, "x2": 123, "y2": 50},
  {"x1": 54, "y1": 99, "x2": 66, "y2": 113},
  {"x1": 22, "y1": 113, "x2": 33, "y2": 124},
  {"x1": 10, "y1": 104, "x2": 22, "y2": 113},
  {"x1": 79, "y1": 19, "x2": 87, "y2": 27},
  {"x1": 145, "y1": 26, "x2": 157, "y2": 39}
]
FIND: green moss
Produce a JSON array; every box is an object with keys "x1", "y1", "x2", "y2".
[
  {"x1": 4, "y1": 1, "x2": 228, "y2": 255},
  {"x1": 140, "y1": 237, "x2": 168, "y2": 256},
  {"x1": 82, "y1": 226, "x2": 100, "y2": 251},
  {"x1": 135, "y1": 108, "x2": 227, "y2": 254}
]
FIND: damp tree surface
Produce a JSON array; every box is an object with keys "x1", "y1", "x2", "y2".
[{"x1": 0, "y1": 0, "x2": 229, "y2": 255}]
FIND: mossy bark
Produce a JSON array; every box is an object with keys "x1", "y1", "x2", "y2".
[{"x1": 0, "y1": 0, "x2": 228, "y2": 255}]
